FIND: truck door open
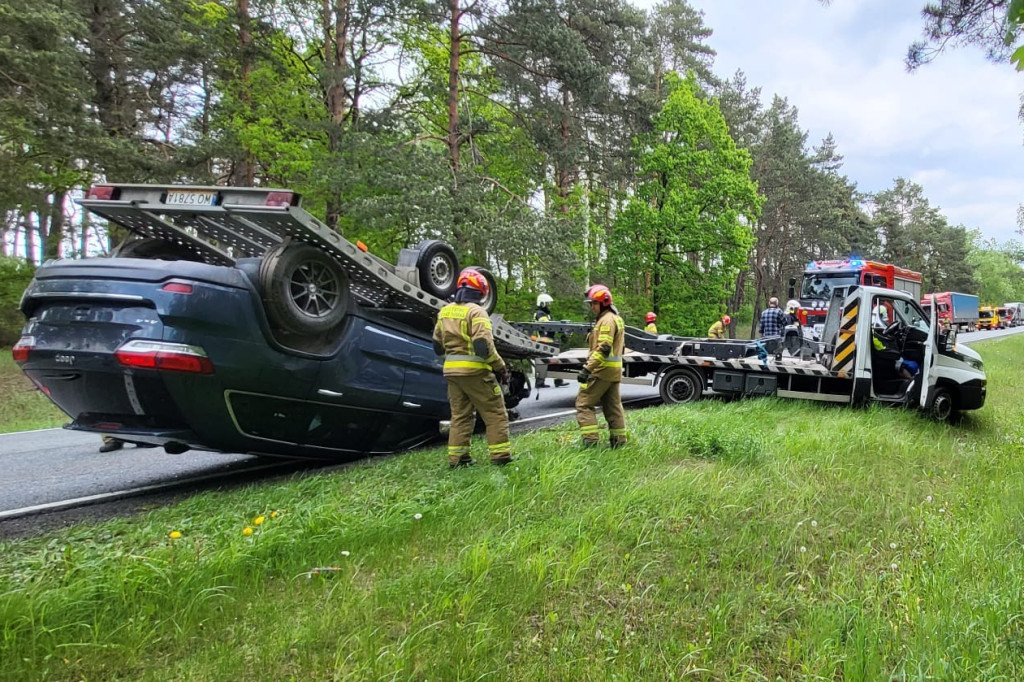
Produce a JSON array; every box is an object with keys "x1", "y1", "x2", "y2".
[{"x1": 919, "y1": 294, "x2": 937, "y2": 410}]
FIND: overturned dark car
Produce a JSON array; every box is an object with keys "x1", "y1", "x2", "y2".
[{"x1": 13, "y1": 184, "x2": 553, "y2": 459}]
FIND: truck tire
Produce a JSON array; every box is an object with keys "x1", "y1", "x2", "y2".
[
  {"x1": 259, "y1": 243, "x2": 349, "y2": 336},
  {"x1": 659, "y1": 367, "x2": 704, "y2": 405},
  {"x1": 114, "y1": 237, "x2": 203, "y2": 262},
  {"x1": 928, "y1": 386, "x2": 955, "y2": 422},
  {"x1": 475, "y1": 266, "x2": 499, "y2": 314},
  {"x1": 415, "y1": 240, "x2": 459, "y2": 300}
]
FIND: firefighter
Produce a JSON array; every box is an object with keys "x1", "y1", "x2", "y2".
[
  {"x1": 576, "y1": 284, "x2": 628, "y2": 448},
  {"x1": 433, "y1": 268, "x2": 512, "y2": 467},
  {"x1": 645, "y1": 312, "x2": 658, "y2": 334},
  {"x1": 533, "y1": 293, "x2": 566, "y2": 387},
  {"x1": 708, "y1": 314, "x2": 731, "y2": 339}
]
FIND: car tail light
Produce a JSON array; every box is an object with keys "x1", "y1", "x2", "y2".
[
  {"x1": 12, "y1": 336, "x2": 35, "y2": 364},
  {"x1": 265, "y1": 191, "x2": 295, "y2": 207},
  {"x1": 86, "y1": 185, "x2": 118, "y2": 200},
  {"x1": 161, "y1": 281, "x2": 194, "y2": 294},
  {"x1": 114, "y1": 340, "x2": 214, "y2": 375}
]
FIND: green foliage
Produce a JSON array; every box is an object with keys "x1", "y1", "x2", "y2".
[
  {"x1": 872, "y1": 178, "x2": 977, "y2": 292},
  {"x1": 0, "y1": 256, "x2": 33, "y2": 346},
  {"x1": 968, "y1": 238, "x2": 1024, "y2": 304},
  {"x1": 609, "y1": 73, "x2": 759, "y2": 335}
]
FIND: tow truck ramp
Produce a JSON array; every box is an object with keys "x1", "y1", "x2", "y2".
[{"x1": 79, "y1": 184, "x2": 553, "y2": 360}]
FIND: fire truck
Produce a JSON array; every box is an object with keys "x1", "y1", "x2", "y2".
[{"x1": 789, "y1": 259, "x2": 923, "y2": 335}]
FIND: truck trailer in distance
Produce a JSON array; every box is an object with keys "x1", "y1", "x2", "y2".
[
  {"x1": 920, "y1": 292, "x2": 979, "y2": 333},
  {"x1": 1002, "y1": 302, "x2": 1023, "y2": 327}
]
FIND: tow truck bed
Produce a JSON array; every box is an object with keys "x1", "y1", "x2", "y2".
[{"x1": 80, "y1": 184, "x2": 551, "y2": 360}]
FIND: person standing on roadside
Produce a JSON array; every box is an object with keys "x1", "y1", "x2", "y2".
[
  {"x1": 533, "y1": 293, "x2": 566, "y2": 387},
  {"x1": 644, "y1": 312, "x2": 658, "y2": 334},
  {"x1": 708, "y1": 314, "x2": 731, "y2": 339},
  {"x1": 433, "y1": 268, "x2": 512, "y2": 468},
  {"x1": 759, "y1": 297, "x2": 786, "y2": 338},
  {"x1": 576, "y1": 284, "x2": 628, "y2": 448}
]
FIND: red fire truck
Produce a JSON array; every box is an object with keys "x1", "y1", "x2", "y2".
[{"x1": 790, "y1": 259, "x2": 923, "y2": 331}]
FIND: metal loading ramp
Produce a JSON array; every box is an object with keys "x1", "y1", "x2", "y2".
[{"x1": 79, "y1": 185, "x2": 554, "y2": 360}]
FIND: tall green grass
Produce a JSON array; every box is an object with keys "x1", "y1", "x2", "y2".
[
  {"x1": 0, "y1": 350, "x2": 67, "y2": 433},
  {"x1": 2, "y1": 337, "x2": 1023, "y2": 680}
]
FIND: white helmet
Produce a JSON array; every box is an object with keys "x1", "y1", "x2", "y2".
[
  {"x1": 786, "y1": 299, "x2": 800, "y2": 312},
  {"x1": 537, "y1": 293, "x2": 553, "y2": 307}
]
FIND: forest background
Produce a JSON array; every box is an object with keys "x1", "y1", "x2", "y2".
[{"x1": 2, "y1": 0, "x2": 1024, "y2": 344}]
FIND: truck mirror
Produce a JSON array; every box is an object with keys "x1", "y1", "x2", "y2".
[{"x1": 944, "y1": 329, "x2": 957, "y2": 351}]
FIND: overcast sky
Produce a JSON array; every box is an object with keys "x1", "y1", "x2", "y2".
[{"x1": 658, "y1": 0, "x2": 1024, "y2": 245}]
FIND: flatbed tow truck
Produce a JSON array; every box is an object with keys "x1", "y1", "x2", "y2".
[{"x1": 514, "y1": 286, "x2": 986, "y2": 421}]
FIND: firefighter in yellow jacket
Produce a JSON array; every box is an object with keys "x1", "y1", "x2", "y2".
[
  {"x1": 576, "y1": 284, "x2": 628, "y2": 447},
  {"x1": 644, "y1": 312, "x2": 658, "y2": 334},
  {"x1": 433, "y1": 268, "x2": 512, "y2": 467}
]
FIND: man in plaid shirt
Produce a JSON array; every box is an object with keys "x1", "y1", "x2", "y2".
[{"x1": 759, "y1": 297, "x2": 786, "y2": 337}]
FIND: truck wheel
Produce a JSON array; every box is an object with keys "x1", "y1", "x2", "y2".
[
  {"x1": 474, "y1": 266, "x2": 499, "y2": 314},
  {"x1": 415, "y1": 240, "x2": 459, "y2": 300},
  {"x1": 659, "y1": 367, "x2": 704, "y2": 405},
  {"x1": 259, "y1": 243, "x2": 349, "y2": 335},
  {"x1": 928, "y1": 387, "x2": 955, "y2": 422},
  {"x1": 114, "y1": 237, "x2": 203, "y2": 262}
]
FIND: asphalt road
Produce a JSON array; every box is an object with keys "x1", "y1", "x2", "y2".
[{"x1": 0, "y1": 382, "x2": 659, "y2": 520}]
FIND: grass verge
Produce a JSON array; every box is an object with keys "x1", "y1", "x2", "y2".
[
  {"x1": 1, "y1": 336, "x2": 1023, "y2": 680},
  {"x1": 0, "y1": 349, "x2": 67, "y2": 433}
]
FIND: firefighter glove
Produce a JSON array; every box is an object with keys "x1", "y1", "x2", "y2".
[
  {"x1": 495, "y1": 365, "x2": 510, "y2": 383},
  {"x1": 578, "y1": 369, "x2": 591, "y2": 386}
]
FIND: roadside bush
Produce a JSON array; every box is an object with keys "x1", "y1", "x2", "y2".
[{"x1": 0, "y1": 256, "x2": 33, "y2": 345}]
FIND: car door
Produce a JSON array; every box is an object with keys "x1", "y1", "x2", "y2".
[{"x1": 919, "y1": 294, "x2": 937, "y2": 410}]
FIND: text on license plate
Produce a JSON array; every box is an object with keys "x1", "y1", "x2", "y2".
[{"x1": 165, "y1": 191, "x2": 217, "y2": 206}]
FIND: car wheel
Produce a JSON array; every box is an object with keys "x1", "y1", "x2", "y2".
[
  {"x1": 415, "y1": 240, "x2": 459, "y2": 300},
  {"x1": 259, "y1": 243, "x2": 349, "y2": 335},
  {"x1": 114, "y1": 237, "x2": 203, "y2": 262},
  {"x1": 474, "y1": 266, "x2": 499, "y2": 314},
  {"x1": 659, "y1": 367, "x2": 704, "y2": 405},
  {"x1": 928, "y1": 386, "x2": 955, "y2": 422}
]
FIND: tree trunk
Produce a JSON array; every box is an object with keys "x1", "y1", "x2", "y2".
[
  {"x1": 446, "y1": 0, "x2": 462, "y2": 172},
  {"x1": 322, "y1": 0, "x2": 350, "y2": 230},
  {"x1": 230, "y1": 0, "x2": 255, "y2": 186},
  {"x1": 44, "y1": 191, "x2": 66, "y2": 261},
  {"x1": 23, "y1": 214, "x2": 36, "y2": 265}
]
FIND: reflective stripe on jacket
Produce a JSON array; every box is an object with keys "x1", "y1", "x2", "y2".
[
  {"x1": 584, "y1": 309, "x2": 624, "y2": 381},
  {"x1": 433, "y1": 302, "x2": 505, "y2": 376}
]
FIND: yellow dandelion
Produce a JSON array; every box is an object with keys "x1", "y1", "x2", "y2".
[
  {"x1": 169, "y1": 531, "x2": 182, "y2": 540},
  {"x1": 270, "y1": 511, "x2": 279, "y2": 518},
  {"x1": 254, "y1": 515, "x2": 265, "y2": 526},
  {"x1": 243, "y1": 526, "x2": 253, "y2": 536}
]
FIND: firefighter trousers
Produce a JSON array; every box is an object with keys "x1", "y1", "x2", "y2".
[
  {"x1": 575, "y1": 377, "x2": 628, "y2": 446},
  {"x1": 446, "y1": 373, "x2": 511, "y2": 464}
]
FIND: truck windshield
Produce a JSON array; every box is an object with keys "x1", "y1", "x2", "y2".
[{"x1": 801, "y1": 273, "x2": 859, "y2": 299}]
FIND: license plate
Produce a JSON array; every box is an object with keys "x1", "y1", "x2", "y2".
[{"x1": 165, "y1": 190, "x2": 217, "y2": 206}]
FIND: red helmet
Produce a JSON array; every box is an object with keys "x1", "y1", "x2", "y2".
[
  {"x1": 722, "y1": 315, "x2": 731, "y2": 325},
  {"x1": 584, "y1": 284, "x2": 613, "y2": 307},
  {"x1": 646, "y1": 312, "x2": 656, "y2": 323},
  {"x1": 457, "y1": 268, "x2": 490, "y2": 297}
]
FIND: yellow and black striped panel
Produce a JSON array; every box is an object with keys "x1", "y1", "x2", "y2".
[{"x1": 832, "y1": 296, "x2": 859, "y2": 373}]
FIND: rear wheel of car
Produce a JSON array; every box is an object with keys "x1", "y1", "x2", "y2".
[
  {"x1": 659, "y1": 367, "x2": 704, "y2": 405},
  {"x1": 475, "y1": 266, "x2": 499, "y2": 314},
  {"x1": 415, "y1": 240, "x2": 459, "y2": 300},
  {"x1": 114, "y1": 237, "x2": 203, "y2": 262},
  {"x1": 259, "y1": 243, "x2": 349, "y2": 335}
]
